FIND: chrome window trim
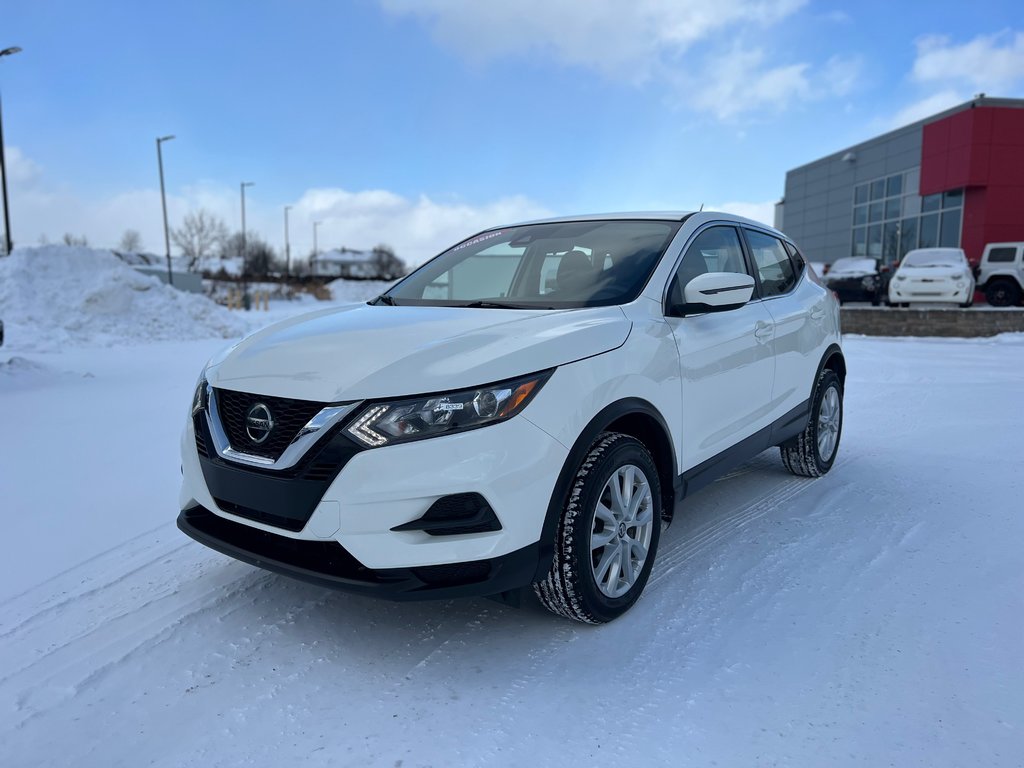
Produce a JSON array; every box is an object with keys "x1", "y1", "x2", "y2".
[{"x1": 204, "y1": 383, "x2": 360, "y2": 471}]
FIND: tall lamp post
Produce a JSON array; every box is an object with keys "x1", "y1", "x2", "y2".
[
  {"x1": 156, "y1": 134, "x2": 175, "y2": 285},
  {"x1": 312, "y1": 220, "x2": 323, "y2": 275},
  {"x1": 283, "y1": 205, "x2": 292, "y2": 278},
  {"x1": 240, "y1": 182, "x2": 254, "y2": 263},
  {"x1": 0, "y1": 45, "x2": 23, "y2": 257}
]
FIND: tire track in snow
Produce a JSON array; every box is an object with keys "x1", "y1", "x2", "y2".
[{"x1": 649, "y1": 455, "x2": 853, "y2": 590}]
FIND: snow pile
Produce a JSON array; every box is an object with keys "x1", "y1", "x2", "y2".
[
  {"x1": 0, "y1": 245, "x2": 248, "y2": 351},
  {"x1": 326, "y1": 277, "x2": 394, "y2": 302}
]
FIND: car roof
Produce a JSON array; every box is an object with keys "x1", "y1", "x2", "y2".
[{"x1": 502, "y1": 210, "x2": 784, "y2": 236}]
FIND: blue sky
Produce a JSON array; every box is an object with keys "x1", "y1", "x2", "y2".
[{"x1": 2, "y1": 0, "x2": 1022, "y2": 262}]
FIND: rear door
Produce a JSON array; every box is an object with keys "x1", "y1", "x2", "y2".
[
  {"x1": 663, "y1": 224, "x2": 776, "y2": 470},
  {"x1": 743, "y1": 229, "x2": 830, "y2": 418}
]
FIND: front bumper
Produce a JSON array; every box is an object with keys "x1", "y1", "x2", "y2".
[
  {"x1": 177, "y1": 505, "x2": 541, "y2": 600},
  {"x1": 179, "y1": 402, "x2": 568, "y2": 587},
  {"x1": 889, "y1": 280, "x2": 973, "y2": 304}
]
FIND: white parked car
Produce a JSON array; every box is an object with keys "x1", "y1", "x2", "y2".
[
  {"x1": 179, "y1": 212, "x2": 845, "y2": 623},
  {"x1": 888, "y1": 247, "x2": 975, "y2": 308}
]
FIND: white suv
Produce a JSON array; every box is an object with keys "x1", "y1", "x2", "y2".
[
  {"x1": 179, "y1": 213, "x2": 845, "y2": 623},
  {"x1": 975, "y1": 242, "x2": 1024, "y2": 307}
]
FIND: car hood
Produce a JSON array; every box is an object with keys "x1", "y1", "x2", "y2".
[
  {"x1": 207, "y1": 303, "x2": 632, "y2": 402},
  {"x1": 896, "y1": 265, "x2": 968, "y2": 279},
  {"x1": 826, "y1": 270, "x2": 875, "y2": 281}
]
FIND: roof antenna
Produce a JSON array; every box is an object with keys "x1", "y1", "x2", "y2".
[{"x1": 699, "y1": 202, "x2": 704, "y2": 212}]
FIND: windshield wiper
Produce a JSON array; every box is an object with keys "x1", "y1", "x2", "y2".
[
  {"x1": 369, "y1": 294, "x2": 398, "y2": 306},
  {"x1": 458, "y1": 300, "x2": 549, "y2": 309}
]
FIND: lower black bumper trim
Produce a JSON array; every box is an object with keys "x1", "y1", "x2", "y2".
[{"x1": 177, "y1": 505, "x2": 540, "y2": 602}]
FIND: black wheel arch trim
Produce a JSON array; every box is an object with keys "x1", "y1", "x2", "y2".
[{"x1": 534, "y1": 397, "x2": 678, "y2": 582}]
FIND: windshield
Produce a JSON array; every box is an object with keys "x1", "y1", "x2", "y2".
[
  {"x1": 829, "y1": 258, "x2": 877, "y2": 275},
  {"x1": 381, "y1": 220, "x2": 681, "y2": 308},
  {"x1": 902, "y1": 249, "x2": 966, "y2": 268}
]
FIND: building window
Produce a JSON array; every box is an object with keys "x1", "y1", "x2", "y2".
[{"x1": 851, "y1": 169, "x2": 962, "y2": 262}]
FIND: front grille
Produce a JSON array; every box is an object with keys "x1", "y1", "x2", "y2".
[{"x1": 215, "y1": 388, "x2": 325, "y2": 460}]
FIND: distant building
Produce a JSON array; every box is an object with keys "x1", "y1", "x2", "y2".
[
  {"x1": 776, "y1": 96, "x2": 1024, "y2": 266},
  {"x1": 311, "y1": 248, "x2": 378, "y2": 279}
]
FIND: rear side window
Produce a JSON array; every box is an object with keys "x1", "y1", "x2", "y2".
[
  {"x1": 987, "y1": 247, "x2": 1017, "y2": 263},
  {"x1": 746, "y1": 229, "x2": 797, "y2": 297}
]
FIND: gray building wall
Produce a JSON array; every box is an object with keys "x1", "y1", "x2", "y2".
[
  {"x1": 779, "y1": 125, "x2": 922, "y2": 265},
  {"x1": 778, "y1": 97, "x2": 1024, "y2": 265}
]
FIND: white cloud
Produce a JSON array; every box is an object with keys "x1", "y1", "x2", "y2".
[
  {"x1": 884, "y1": 30, "x2": 1024, "y2": 130},
  {"x1": 380, "y1": 0, "x2": 840, "y2": 119},
  {"x1": 888, "y1": 90, "x2": 964, "y2": 129},
  {"x1": 2, "y1": 147, "x2": 550, "y2": 266},
  {"x1": 686, "y1": 49, "x2": 861, "y2": 120},
  {"x1": 712, "y1": 200, "x2": 776, "y2": 226},
  {"x1": 912, "y1": 31, "x2": 1024, "y2": 93},
  {"x1": 380, "y1": 0, "x2": 806, "y2": 81}
]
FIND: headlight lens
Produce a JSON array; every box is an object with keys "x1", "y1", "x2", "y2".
[
  {"x1": 346, "y1": 370, "x2": 552, "y2": 448},
  {"x1": 951, "y1": 271, "x2": 966, "y2": 280}
]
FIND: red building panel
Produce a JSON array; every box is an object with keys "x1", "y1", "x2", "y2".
[{"x1": 920, "y1": 107, "x2": 1024, "y2": 263}]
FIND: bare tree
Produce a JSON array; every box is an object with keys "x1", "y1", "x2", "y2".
[
  {"x1": 62, "y1": 233, "x2": 89, "y2": 246},
  {"x1": 371, "y1": 244, "x2": 406, "y2": 280},
  {"x1": 172, "y1": 209, "x2": 229, "y2": 270},
  {"x1": 118, "y1": 229, "x2": 143, "y2": 252}
]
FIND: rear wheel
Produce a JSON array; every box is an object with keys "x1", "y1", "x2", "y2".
[
  {"x1": 985, "y1": 279, "x2": 1022, "y2": 307},
  {"x1": 534, "y1": 433, "x2": 662, "y2": 624},
  {"x1": 781, "y1": 369, "x2": 843, "y2": 478}
]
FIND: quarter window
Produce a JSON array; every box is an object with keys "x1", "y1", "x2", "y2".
[{"x1": 745, "y1": 230, "x2": 797, "y2": 297}]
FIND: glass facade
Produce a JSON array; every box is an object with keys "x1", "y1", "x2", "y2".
[{"x1": 851, "y1": 168, "x2": 962, "y2": 262}]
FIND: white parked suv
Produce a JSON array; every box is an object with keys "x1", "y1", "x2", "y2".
[
  {"x1": 888, "y1": 247, "x2": 975, "y2": 307},
  {"x1": 179, "y1": 213, "x2": 845, "y2": 623},
  {"x1": 975, "y1": 242, "x2": 1024, "y2": 307}
]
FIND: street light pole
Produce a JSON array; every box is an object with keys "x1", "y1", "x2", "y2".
[
  {"x1": 312, "y1": 220, "x2": 323, "y2": 271},
  {"x1": 240, "y1": 181, "x2": 254, "y2": 263},
  {"x1": 156, "y1": 134, "x2": 175, "y2": 285},
  {"x1": 284, "y1": 205, "x2": 292, "y2": 278},
  {"x1": 0, "y1": 45, "x2": 24, "y2": 257}
]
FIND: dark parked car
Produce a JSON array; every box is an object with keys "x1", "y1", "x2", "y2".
[{"x1": 823, "y1": 257, "x2": 888, "y2": 305}]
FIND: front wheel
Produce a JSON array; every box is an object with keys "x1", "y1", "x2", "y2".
[
  {"x1": 985, "y1": 279, "x2": 1022, "y2": 307},
  {"x1": 534, "y1": 433, "x2": 662, "y2": 624},
  {"x1": 780, "y1": 369, "x2": 843, "y2": 478}
]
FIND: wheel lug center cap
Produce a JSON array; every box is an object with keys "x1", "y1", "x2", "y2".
[{"x1": 618, "y1": 522, "x2": 627, "y2": 539}]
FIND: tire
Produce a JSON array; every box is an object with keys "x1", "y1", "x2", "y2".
[
  {"x1": 534, "y1": 432, "x2": 662, "y2": 624},
  {"x1": 985, "y1": 279, "x2": 1022, "y2": 308},
  {"x1": 780, "y1": 369, "x2": 843, "y2": 478},
  {"x1": 959, "y1": 300, "x2": 973, "y2": 309}
]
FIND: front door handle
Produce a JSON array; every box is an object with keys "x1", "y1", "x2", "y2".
[{"x1": 754, "y1": 321, "x2": 774, "y2": 343}]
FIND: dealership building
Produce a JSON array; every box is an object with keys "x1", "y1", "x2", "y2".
[{"x1": 775, "y1": 96, "x2": 1024, "y2": 267}]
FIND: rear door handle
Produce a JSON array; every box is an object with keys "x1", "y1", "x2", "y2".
[{"x1": 754, "y1": 321, "x2": 774, "y2": 343}]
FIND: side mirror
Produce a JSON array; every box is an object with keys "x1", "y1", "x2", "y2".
[{"x1": 670, "y1": 272, "x2": 755, "y2": 316}]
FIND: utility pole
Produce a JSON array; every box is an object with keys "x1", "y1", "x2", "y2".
[
  {"x1": 284, "y1": 205, "x2": 292, "y2": 278},
  {"x1": 0, "y1": 45, "x2": 24, "y2": 256},
  {"x1": 312, "y1": 220, "x2": 323, "y2": 275},
  {"x1": 156, "y1": 135, "x2": 175, "y2": 285},
  {"x1": 240, "y1": 181, "x2": 254, "y2": 263}
]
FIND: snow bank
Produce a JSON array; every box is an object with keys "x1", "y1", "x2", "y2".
[{"x1": 0, "y1": 245, "x2": 248, "y2": 351}]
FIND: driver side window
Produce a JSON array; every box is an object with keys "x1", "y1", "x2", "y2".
[{"x1": 668, "y1": 226, "x2": 750, "y2": 307}]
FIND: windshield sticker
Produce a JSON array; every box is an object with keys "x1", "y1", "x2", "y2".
[{"x1": 452, "y1": 231, "x2": 504, "y2": 252}]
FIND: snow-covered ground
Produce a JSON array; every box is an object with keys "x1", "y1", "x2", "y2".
[{"x1": 1, "y1": 252, "x2": 1022, "y2": 765}]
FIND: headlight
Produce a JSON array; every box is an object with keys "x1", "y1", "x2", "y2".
[
  {"x1": 951, "y1": 271, "x2": 966, "y2": 280},
  {"x1": 346, "y1": 370, "x2": 553, "y2": 448},
  {"x1": 861, "y1": 276, "x2": 876, "y2": 289},
  {"x1": 896, "y1": 274, "x2": 907, "y2": 281},
  {"x1": 191, "y1": 372, "x2": 209, "y2": 417}
]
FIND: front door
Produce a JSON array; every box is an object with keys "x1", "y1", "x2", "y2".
[{"x1": 663, "y1": 225, "x2": 776, "y2": 471}]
